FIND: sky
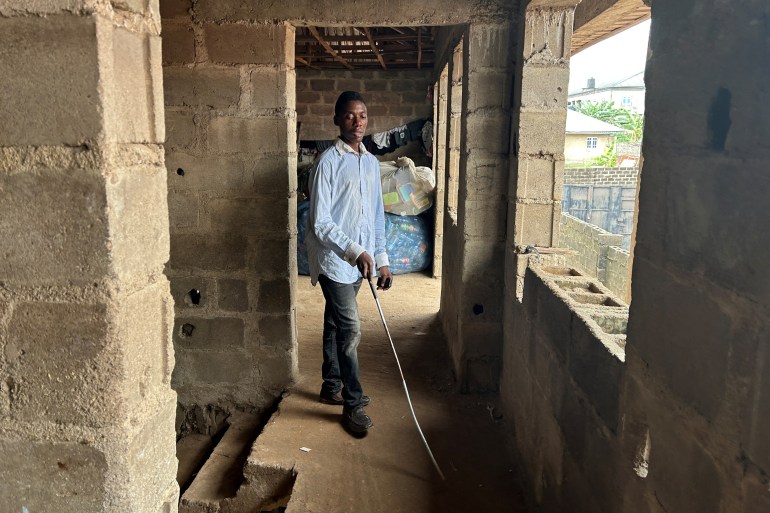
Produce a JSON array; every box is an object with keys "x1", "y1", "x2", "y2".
[{"x1": 568, "y1": 20, "x2": 651, "y2": 94}]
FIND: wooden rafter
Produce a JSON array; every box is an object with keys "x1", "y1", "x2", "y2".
[
  {"x1": 417, "y1": 27, "x2": 422, "y2": 69},
  {"x1": 360, "y1": 28, "x2": 387, "y2": 70},
  {"x1": 296, "y1": 56, "x2": 321, "y2": 71},
  {"x1": 307, "y1": 26, "x2": 354, "y2": 70}
]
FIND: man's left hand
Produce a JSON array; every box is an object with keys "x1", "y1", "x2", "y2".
[{"x1": 376, "y1": 266, "x2": 393, "y2": 291}]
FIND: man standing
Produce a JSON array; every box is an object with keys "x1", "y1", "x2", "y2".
[{"x1": 306, "y1": 91, "x2": 393, "y2": 434}]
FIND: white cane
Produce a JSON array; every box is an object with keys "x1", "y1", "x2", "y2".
[{"x1": 366, "y1": 277, "x2": 446, "y2": 481}]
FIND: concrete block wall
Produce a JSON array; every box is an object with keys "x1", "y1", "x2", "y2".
[
  {"x1": 435, "y1": 21, "x2": 515, "y2": 393},
  {"x1": 162, "y1": 2, "x2": 298, "y2": 426},
  {"x1": 619, "y1": 0, "x2": 770, "y2": 511},
  {"x1": 0, "y1": 3, "x2": 178, "y2": 512},
  {"x1": 605, "y1": 245, "x2": 629, "y2": 300},
  {"x1": 296, "y1": 69, "x2": 433, "y2": 142},
  {"x1": 501, "y1": 262, "x2": 628, "y2": 513},
  {"x1": 559, "y1": 213, "x2": 624, "y2": 284},
  {"x1": 564, "y1": 166, "x2": 639, "y2": 186}
]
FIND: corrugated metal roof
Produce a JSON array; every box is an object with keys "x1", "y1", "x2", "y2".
[{"x1": 566, "y1": 110, "x2": 628, "y2": 134}]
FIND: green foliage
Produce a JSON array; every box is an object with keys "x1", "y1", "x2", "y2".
[
  {"x1": 590, "y1": 142, "x2": 617, "y2": 167},
  {"x1": 571, "y1": 100, "x2": 644, "y2": 143}
]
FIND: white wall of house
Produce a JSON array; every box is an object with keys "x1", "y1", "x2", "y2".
[{"x1": 565, "y1": 133, "x2": 614, "y2": 165}]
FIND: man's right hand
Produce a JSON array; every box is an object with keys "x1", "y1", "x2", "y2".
[{"x1": 356, "y1": 251, "x2": 375, "y2": 280}]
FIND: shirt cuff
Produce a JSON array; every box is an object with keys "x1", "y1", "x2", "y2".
[
  {"x1": 375, "y1": 253, "x2": 389, "y2": 269},
  {"x1": 345, "y1": 242, "x2": 365, "y2": 266}
]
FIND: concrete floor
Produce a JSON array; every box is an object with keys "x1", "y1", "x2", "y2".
[{"x1": 245, "y1": 273, "x2": 528, "y2": 512}]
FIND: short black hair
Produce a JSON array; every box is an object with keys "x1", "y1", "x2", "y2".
[{"x1": 334, "y1": 91, "x2": 366, "y2": 117}]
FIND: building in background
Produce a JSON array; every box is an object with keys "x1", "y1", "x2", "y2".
[
  {"x1": 568, "y1": 71, "x2": 645, "y2": 114},
  {"x1": 565, "y1": 109, "x2": 627, "y2": 166}
]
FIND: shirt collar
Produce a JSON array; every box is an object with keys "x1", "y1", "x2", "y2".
[{"x1": 334, "y1": 137, "x2": 368, "y2": 156}]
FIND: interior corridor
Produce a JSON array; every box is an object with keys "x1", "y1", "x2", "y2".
[{"x1": 245, "y1": 273, "x2": 527, "y2": 512}]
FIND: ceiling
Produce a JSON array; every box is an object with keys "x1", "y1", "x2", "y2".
[{"x1": 294, "y1": 26, "x2": 436, "y2": 70}]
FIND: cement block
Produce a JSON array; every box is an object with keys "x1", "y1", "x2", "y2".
[
  {"x1": 628, "y1": 259, "x2": 729, "y2": 421},
  {"x1": 160, "y1": 0, "x2": 191, "y2": 17},
  {"x1": 0, "y1": 170, "x2": 109, "y2": 286},
  {"x1": 568, "y1": 316, "x2": 623, "y2": 431},
  {"x1": 467, "y1": 69, "x2": 512, "y2": 111},
  {"x1": 649, "y1": 422, "x2": 722, "y2": 513},
  {"x1": 512, "y1": 201, "x2": 557, "y2": 247},
  {"x1": 257, "y1": 278, "x2": 291, "y2": 314},
  {"x1": 164, "y1": 66, "x2": 241, "y2": 108},
  {"x1": 170, "y1": 276, "x2": 212, "y2": 309},
  {"x1": 127, "y1": 399, "x2": 179, "y2": 513},
  {"x1": 468, "y1": 23, "x2": 512, "y2": 70},
  {"x1": 161, "y1": 22, "x2": 195, "y2": 65},
  {"x1": 207, "y1": 116, "x2": 289, "y2": 155},
  {"x1": 111, "y1": 28, "x2": 158, "y2": 143},
  {"x1": 0, "y1": 15, "x2": 102, "y2": 145},
  {"x1": 218, "y1": 279, "x2": 249, "y2": 312},
  {"x1": 169, "y1": 233, "x2": 247, "y2": 271},
  {"x1": 514, "y1": 157, "x2": 560, "y2": 201},
  {"x1": 168, "y1": 191, "x2": 200, "y2": 229},
  {"x1": 520, "y1": 64, "x2": 570, "y2": 111},
  {"x1": 106, "y1": 166, "x2": 170, "y2": 281},
  {"x1": 6, "y1": 302, "x2": 119, "y2": 426},
  {"x1": 172, "y1": 350, "x2": 252, "y2": 385},
  {"x1": 118, "y1": 283, "x2": 173, "y2": 409},
  {"x1": 250, "y1": 67, "x2": 296, "y2": 111},
  {"x1": 463, "y1": 200, "x2": 506, "y2": 241},
  {"x1": 257, "y1": 314, "x2": 294, "y2": 352},
  {"x1": 204, "y1": 23, "x2": 291, "y2": 65},
  {"x1": 742, "y1": 327, "x2": 770, "y2": 470},
  {"x1": 465, "y1": 357, "x2": 501, "y2": 393},
  {"x1": 517, "y1": 110, "x2": 568, "y2": 156},
  {"x1": 247, "y1": 238, "x2": 293, "y2": 277},
  {"x1": 208, "y1": 197, "x2": 289, "y2": 236},
  {"x1": 0, "y1": 440, "x2": 107, "y2": 513},
  {"x1": 173, "y1": 317, "x2": 244, "y2": 350},
  {"x1": 164, "y1": 109, "x2": 197, "y2": 150}
]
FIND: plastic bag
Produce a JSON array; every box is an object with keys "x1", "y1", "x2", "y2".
[
  {"x1": 380, "y1": 157, "x2": 436, "y2": 216},
  {"x1": 297, "y1": 201, "x2": 433, "y2": 276}
]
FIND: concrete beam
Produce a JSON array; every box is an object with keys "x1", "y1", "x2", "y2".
[{"x1": 572, "y1": 0, "x2": 650, "y2": 53}]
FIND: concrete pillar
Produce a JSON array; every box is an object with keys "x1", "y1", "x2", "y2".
[
  {"x1": 620, "y1": 1, "x2": 770, "y2": 511},
  {"x1": 505, "y1": 2, "x2": 577, "y2": 299},
  {"x1": 162, "y1": 5, "x2": 298, "y2": 429},
  {"x1": 431, "y1": 67, "x2": 449, "y2": 278},
  {"x1": 440, "y1": 21, "x2": 514, "y2": 392},
  {"x1": 0, "y1": 3, "x2": 178, "y2": 512}
]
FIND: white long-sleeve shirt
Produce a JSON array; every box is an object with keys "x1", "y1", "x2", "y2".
[{"x1": 306, "y1": 138, "x2": 389, "y2": 285}]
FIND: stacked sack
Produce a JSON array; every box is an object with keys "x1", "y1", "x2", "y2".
[{"x1": 297, "y1": 157, "x2": 436, "y2": 276}]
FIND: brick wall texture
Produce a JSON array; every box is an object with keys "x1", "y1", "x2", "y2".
[
  {"x1": 559, "y1": 213, "x2": 625, "y2": 290},
  {"x1": 296, "y1": 69, "x2": 433, "y2": 140},
  {"x1": 564, "y1": 166, "x2": 639, "y2": 187}
]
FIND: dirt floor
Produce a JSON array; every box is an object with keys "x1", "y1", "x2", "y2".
[{"x1": 248, "y1": 273, "x2": 528, "y2": 512}]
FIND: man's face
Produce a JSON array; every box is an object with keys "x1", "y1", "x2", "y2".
[{"x1": 334, "y1": 100, "x2": 368, "y2": 148}]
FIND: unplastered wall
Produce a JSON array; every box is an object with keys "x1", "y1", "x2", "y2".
[
  {"x1": 296, "y1": 69, "x2": 433, "y2": 149},
  {"x1": 620, "y1": 0, "x2": 770, "y2": 511},
  {"x1": 161, "y1": 0, "x2": 298, "y2": 427}
]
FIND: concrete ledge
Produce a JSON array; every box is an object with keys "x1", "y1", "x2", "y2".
[{"x1": 525, "y1": 264, "x2": 628, "y2": 431}]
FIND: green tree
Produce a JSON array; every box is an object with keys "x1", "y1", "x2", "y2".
[
  {"x1": 571, "y1": 101, "x2": 644, "y2": 143},
  {"x1": 590, "y1": 142, "x2": 617, "y2": 167}
]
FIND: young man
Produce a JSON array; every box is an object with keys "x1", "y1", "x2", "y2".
[{"x1": 306, "y1": 91, "x2": 393, "y2": 434}]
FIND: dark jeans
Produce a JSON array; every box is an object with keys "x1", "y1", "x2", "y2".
[{"x1": 318, "y1": 274, "x2": 364, "y2": 409}]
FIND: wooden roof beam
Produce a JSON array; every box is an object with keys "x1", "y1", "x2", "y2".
[
  {"x1": 307, "y1": 26, "x2": 354, "y2": 70},
  {"x1": 360, "y1": 27, "x2": 387, "y2": 70},
  {"x1": 296, "y1": 56, "x2": 321, "y2": 70}
]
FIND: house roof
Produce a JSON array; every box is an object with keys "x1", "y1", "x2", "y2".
[
  {"x1": 566, "y1": 110, "x2": 628, "y2": 135},
  {"x1": 569, "y1": 71, "x2": 645, "y2": 96}
]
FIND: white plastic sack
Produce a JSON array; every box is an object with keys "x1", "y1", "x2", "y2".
[{"x1": 379, "y1": 157, "x2": 436, "y2": 216}]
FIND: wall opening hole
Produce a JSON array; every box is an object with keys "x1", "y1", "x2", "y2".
[
  {"x1": 180, "y1": 323, "x2": 195, "y2": 338},
  {"x1": 542, "y1": 267, "x2": 582, "y2": 276},
  {"x1": 177, "y1": 168, "x2": 185, "y2": 176},
  {"x1": 185, "y1": 288, "x2": 202, "y2": 306},
  {"x1": 590, "y1": 315, "x2": 628, "y2": 335},
  {"x1": 569, "y1": 292, "x2": 624, "y2": 307},
  {"x1": 472, "y1": 304, "x2": 484, "y2": 315}
]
